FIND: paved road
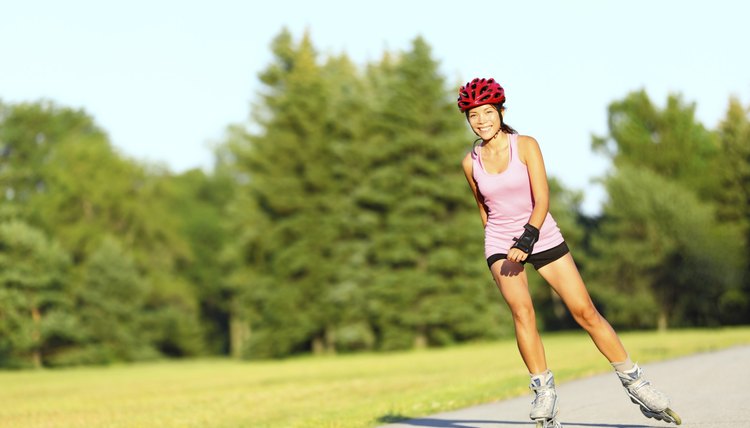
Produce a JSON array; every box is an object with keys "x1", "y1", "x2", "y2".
[{"x1": 378, "y1": 345, "x2": 750, "y2": 428}]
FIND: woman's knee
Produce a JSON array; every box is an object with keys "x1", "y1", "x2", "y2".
[
  {"x1": 572, "y1": 304, "x2": 602, "y2": 330},
  {"x1": 511, "y1": 305, "x2": 537, "y2": 327}
]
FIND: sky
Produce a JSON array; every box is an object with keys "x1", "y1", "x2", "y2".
[{"x1": 2, "y1": 0, "x2": 749, "y2": 214}]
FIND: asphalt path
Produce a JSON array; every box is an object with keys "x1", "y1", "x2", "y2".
[{"x1": 378, "y1": 345, "x2": 750, "y2": 428}]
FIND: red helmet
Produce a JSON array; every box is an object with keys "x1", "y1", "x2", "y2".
[{"x1": 457, "y1": 78, "x2": 505, "y2": 112}]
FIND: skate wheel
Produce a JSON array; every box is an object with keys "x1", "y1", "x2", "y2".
[{"x1": 665, "y1": 408, "x2": 682, "y2": 425}]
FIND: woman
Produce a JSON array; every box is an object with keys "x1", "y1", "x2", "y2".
[{"x1": 458, "y1": 78, "x2": 681, "y2": 428}]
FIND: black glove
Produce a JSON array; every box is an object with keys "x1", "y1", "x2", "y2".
[{"x1": 511, "y1": 223, "x2": 540, "y2": 255}]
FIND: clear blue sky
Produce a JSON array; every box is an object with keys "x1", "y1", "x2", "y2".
[{"x1": 2, "y1": 0, "x2": 748, "y2": 214}]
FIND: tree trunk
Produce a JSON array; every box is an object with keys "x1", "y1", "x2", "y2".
[
  {"x1": 229, "y1": 312, "x2": 251, "y2": 359},
  {"x1": 325, "y1": 326, "x2": 336, "y2": 355},
  {"x1": 413, "y1": 328, "x2": 427, "y2": 349},
  {"x1": 657, "y1": 311, "x2": 668, "y2": 332},
  {"x1": 312, "y1": 336, "x2": 325, "y2": 355},
  {"x1": 31, "y1": 305, "x2": 42, "y2": 369}
]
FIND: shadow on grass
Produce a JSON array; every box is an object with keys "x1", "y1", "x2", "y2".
[{"x1": 375, "y1": 415, "x2": 652, "y2": 428}]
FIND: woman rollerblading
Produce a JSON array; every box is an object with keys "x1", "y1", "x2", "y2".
[
  {"x1": 529, "y1": 370, "x2": 562, "y2": 428},
  {"x1": 616, "y1": 363, "x2": 682, "y2": 425},
  {"x1": 457, "y1": 77, "x2": 681, "y2": 427}
]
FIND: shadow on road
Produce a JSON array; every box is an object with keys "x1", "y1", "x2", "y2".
[{"x1": 376, "y1": 415, "x2": 653, "y2": 428}]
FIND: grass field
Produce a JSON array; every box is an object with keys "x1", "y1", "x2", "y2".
[{"x1": 1, "y1": 327, "x2": 748, "y2": 428}]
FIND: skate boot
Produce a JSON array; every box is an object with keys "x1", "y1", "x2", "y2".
[
  {"x1": 529, "y1": 370, "x2": 562, "y2": 428},
  {"x1": 616, "y1": 364, "x2": 681, "y2": 425}
]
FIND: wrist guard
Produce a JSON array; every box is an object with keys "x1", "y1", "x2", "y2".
[{"x1": 511, "y1": 223, "x2": 540, "y2": 255}]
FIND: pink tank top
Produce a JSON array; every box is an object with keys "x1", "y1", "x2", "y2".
[{"x1": 472, "y1": 133, "x2": 564, "y2": 258}]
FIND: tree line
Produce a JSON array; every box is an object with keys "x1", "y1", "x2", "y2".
[{"x1": 1, "y1": 30, "x2": 748, "y2": 367}]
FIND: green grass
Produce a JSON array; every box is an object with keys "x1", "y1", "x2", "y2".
[{"x1": 1, "y1": 327, "x2": 748, "y2": 428}]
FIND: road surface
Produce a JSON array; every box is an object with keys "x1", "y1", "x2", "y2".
[{"x1": 378, "y1": 345, "x2": 750, "y2": 428}]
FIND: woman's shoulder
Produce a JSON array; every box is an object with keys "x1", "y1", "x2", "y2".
[
  {"x1": 514, "y1": 134, "x2": 542, "y2": 162},
  {"x1": 515, "y1": 134, "x2": 539, "y2": 147},
  {"x1": 461, "y1": 150, "x2": 474, "y2": 170},
  {"x1": 515, "y1": 134, "x2": 541, "y2": 152},
  {"x1": 463, "y1": 142, "x2": 485, "y2": 174}
]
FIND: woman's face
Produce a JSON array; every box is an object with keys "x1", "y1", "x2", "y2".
[{"x1": 467, "y1": 104, "x2": 501, "y2": 140}]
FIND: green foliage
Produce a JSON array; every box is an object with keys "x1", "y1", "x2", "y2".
[
  {"x1": 588, "y1": 166, "x2": 743, "y2": 328},
  {"x1": 2, "y1": 32, "x2": 749, "y2": 366},
  {"x1": 358, "y1": 37, "x2": 502, "y2": 350},
  {"x1": 0, "y1": 221, "x2": 72, "y2": 368},
  {"x1": 217, "y1": 32, "x2": 511, "y2": 358},
  {"x1": 0, "y1": 100, "x2": 105, "y2": 206},
  {"x1": 227, "y1": 30, "x2": 352, "y2": 357},
  {"x1": 66, "y1": 236, "x2": 157, "y2": 364},
  {"x1": 715, "y1": 98, "x2": 750, "y2": 227},
  {"x1": 592, "y1": 90, "x2": 720, "y2": 198},
  {"x1": 0, "y1": 101, "x2": 205, "y2": 365},
  {"x1": 714, "y1": 98, "x2": 750, "y2": 324},
  {"x1": 589, "y1": 90, "x2": 749, "y2": 329},
  {"x1": 166, "y1": 169, "x2": 235, "y2": 354}
]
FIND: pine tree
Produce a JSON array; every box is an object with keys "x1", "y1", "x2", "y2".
[
  {"x1": 714, "y1": 98, "x2": 750, "y2": 324},
  {"x1": 0, "y1": 221, "x2": 72, "y2": 368},
  {"x1": 313, "y1": 54, "x2": 379, "y2": 352},
  {"x1": 70, "y1": 236, "x2": 156, "y2": 364},
  {"x1": 357, "y1": 37, "x2": 499, "y2": 350},
  {"x1": 167, "y1": 169, "x2": 235, "y2": 354},
  {"x1": 222, "y1": 30, "x2": 362, "y2": 357}
]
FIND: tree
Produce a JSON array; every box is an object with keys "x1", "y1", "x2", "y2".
[
  {"x1": 0, "y1": 221, "x2": 72, "y2": 368},
  {"x1": 357, "y1": 37, "x2": 502, "y2": 350},
  {"x1": 589, "y1": 90, "x2": 745, "y2": 329},
  {"x1": 592, "y1": 90, "x2": 721, "y2": 199},
  {"x1": 587, "y1": 166, "x2": 743, "y2": 329},
  {"x1": 165, "y1": 169, "x2": 235, "y2": 354},
  {"x1": 0, "y1": 100, "x2": 105, "y2": 209},
  {"x1": 713, "y1": 98, "x2": 750, "y2": 324},
  {"x1": 221, "y1": 29, "x2": 354, "y2": 357},
  {"x1": 218, "y1": 32, "x2": 512, "y2": 358},
  {"x1": 66, "y1": 236, "x2": 157, "y2": 364},
  {"x1": 1, "y1": 100, "x2": 206, "y2": 362}
]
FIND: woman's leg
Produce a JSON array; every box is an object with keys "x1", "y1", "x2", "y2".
[
  {"x1": 536, "y1": 253, "x2": 680, "y2": 423},
  {"x1": 490, "y1": 259, "x2": 548, "y2": 374},
  {"x1": 536, "y1": 253, "x2": 628, "y2": 363}
]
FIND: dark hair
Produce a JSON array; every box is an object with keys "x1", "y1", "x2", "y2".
[{"x1": 465, "y1": 103, "x2": 517, "y2": 135}]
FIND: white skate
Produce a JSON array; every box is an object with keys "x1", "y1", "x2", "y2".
[
  {"x1": 530, "y1": 370, "x2": 562, "y2": 428},
  {"x1": 616, "y1": 364, "x2": 682, "y2": 425}
]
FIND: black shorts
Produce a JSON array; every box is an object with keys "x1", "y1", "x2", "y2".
[{"x1": 486, "y1": 241, "x2": 569, "y2": 270}]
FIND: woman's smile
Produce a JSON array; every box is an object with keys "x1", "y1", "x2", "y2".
[{"x1": 468, "y1": 105, "x2": 501, "y2": 140}]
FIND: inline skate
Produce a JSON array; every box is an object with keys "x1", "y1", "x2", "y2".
[
  {"x1": 616, "y1": 364, "x2": 681, "y2": 425},
  {"x1": 530, "y1": 370, "x2": 562, "y2": 428}
]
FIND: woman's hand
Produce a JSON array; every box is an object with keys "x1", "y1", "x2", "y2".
[
  {"x1": 507, "y1": 247, "x2": 529, "y2": 263},
  {"x1": 508, "y1": 223, "x2": 540, "y2": 263}
]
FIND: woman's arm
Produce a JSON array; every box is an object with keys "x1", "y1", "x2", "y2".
[
  {"x1": 518, "y1": 135, "x2": 551, "y2": 230},
  {"x1": 507, "y1": 135, "x2": 550, "y2": 262},
  {"x1": 462, "y1": 152, "x2": 488, "y2": 228}
]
